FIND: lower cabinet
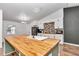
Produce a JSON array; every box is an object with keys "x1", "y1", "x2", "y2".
[
  {"x1": 48, "y1": 44, "x2": 59, "y2": 56},
  {"x1": 5, "y1": 40, "x2": 59, "y2": 56},
  {"x1": 5, "y1": 40, "x2": 25, "y2": 56},
  {"x1": 5, "y1": 40, "x2": 15, "y2": 56},
  {"x1": 38, "y1": 34, "x2": 64, "y2": 44}
]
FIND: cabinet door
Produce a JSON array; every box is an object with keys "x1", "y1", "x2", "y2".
[
  {"x1": 55, "y1": 35, "x2": 63, "y2": 44},
  {"x1": 5, "y1": 40, "x2": 15, "y2": 55},
  {"x1": 48, "y1": 44, "x2": 58, "y2": 56}
]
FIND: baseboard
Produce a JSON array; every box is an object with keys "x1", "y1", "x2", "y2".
[{"x1": 64, "y1": 42, "x2": 79, "y2": 47}]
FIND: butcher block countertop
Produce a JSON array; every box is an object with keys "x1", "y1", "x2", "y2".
[{"x1": 5, "y1": 35, "x2": 60, "y2": 56}]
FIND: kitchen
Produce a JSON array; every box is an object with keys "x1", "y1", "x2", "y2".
[
  {"x1": 2, "y1": 3, "x2": 64, "y2": 56},
  {"x1": 0, "y1": 3, "x2": 79, "y2": 56}
]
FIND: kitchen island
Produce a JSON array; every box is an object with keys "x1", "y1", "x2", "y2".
[{"x1": 4, "y1": 35, "x2": 60, "y2": 56}]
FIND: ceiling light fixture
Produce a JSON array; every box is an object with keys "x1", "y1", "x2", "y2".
[
  {"x1": 21, "y1": 21, "x2": 26, "y2": 24},
  {"x1": 18, "y1": 13, "x2": 30, "y2": 21},
  {"x1": 33, "y1": 8, "x2": 41, "y2": 13}
]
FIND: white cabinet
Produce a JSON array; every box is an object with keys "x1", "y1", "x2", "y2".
[
  {"x1": 54, "y1": 34, "x2": 64, "y2": 44},
  {"x1": 38, "y1": 33, "x2": 64, "y2": 44}
]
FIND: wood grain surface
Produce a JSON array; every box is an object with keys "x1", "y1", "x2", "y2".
[
  {"x1": 5, "y1": 35, "x2": 59, "y2": 56},
  {"x1": 60, "y1": 44, "x2": 79, "y2": 56}
]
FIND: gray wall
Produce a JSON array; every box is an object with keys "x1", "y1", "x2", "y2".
[
  {"x1": 64, "y1": 6, "x2": 79, "y2": 44},
  {"x1": 3, "y1": 20, "x2": 28, "y2": 37}
]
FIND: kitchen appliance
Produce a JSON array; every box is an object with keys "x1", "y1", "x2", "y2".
[{"x1": 31, "y1": 26, "x2": 38, "y2": 36}]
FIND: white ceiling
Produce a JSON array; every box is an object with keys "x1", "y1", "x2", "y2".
[{"x1": 0, "y1": 3, "x2": 79, "y2": 23}]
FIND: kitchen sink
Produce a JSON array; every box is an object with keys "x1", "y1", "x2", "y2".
[{"x1": 34, "y1": 36, "x2": 48, "y2": 40}]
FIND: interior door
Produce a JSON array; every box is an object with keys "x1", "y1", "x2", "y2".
[{"x1": 64, "y1": 7, "x2": 79, "y2": 44}]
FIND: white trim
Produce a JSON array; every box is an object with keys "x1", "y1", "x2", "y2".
[
  {"x1": 5, "y1": 51, "x2": 16, "y2": 56},
  {"x1": 64, "y1": 42, "x2": 79, "y2": 47},
  {"x1": 0, "y1": 42, "x2": 2, "y2": 48}
]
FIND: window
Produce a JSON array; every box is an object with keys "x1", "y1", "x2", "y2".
[{"x1": 7, "y1": 25, "x2": 15, "y2": 35}]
